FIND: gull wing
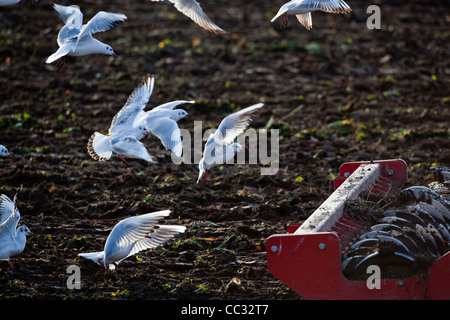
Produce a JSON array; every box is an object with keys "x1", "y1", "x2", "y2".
[
  {"x1": 146, "y1": 118, "x2": 183, "y2": 157},
  {"x1": 76, "y1": 11, "x2": 127, "y2": 41},
  {"x1": 0, "y1": 194, "x2": 15, "y2": 225},
  {"x1": 77, "y1": 251, "x2": 104, "y2": 266},
  {"x1": 214, "y1": 103, "x2": 263, "y2": 145},
  {"x1": 0, "y1": 191, "x2": 21, "y2": 237},
  {"x1": 271, "y1": 1, "x2": 290, "y2": 22},
  {"x1": 111, "y1": 136, "x2": 152, "y2": 162},
  {"x1": 103, "y1": 210, "x2": 185, "y2": 263},
  {"x1": 151, "y1": 0, "x2": 227, "y2": 35},
  {"x1": 109, "y1": 77, "x2": 155, "y2": 134},
  {"x1": 52, "y1": 3, "x2": 83, "y2": 29},
  {"x1": 271, "y1": 0, "x2": 351, "y2": 22},
  {"x1": 304, "y1": 0, "x2": 351, "y2": 13},
  {"x1": 46, "y1": 42, "x2": 74, "y2": 63},
  {"x1": 52, "y1": 4, "x2": 83, "y2": 46},
  {"x1": 150, "y1": 100, "x2": 194, "y2": 112}
]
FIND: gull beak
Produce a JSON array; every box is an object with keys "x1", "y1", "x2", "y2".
[{"x1": 112, "y1": 53, "x2": 118, "y2": 59}]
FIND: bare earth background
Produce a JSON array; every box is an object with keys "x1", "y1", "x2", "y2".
[{"x1": 0, "y1": 0, "x2": 448, "y2": 300}]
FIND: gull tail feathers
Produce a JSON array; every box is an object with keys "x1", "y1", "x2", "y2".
[
  {"x1": 296, "y1": 13, "x2": 312, "y2": 30},
  {"x1": 87, "y1": 132, "x2": 112, "y2": 161}
]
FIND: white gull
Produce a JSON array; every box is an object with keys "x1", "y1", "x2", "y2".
[
  {"x1": 46, "y1": 3, "x2": 127, "y2": 69},
  {"x1": 0, "y1": 187, "x2": 32, "y2": 268},
  {"x1": 271, "y1": 0, "x2": 351, "y2": 30},
  {"x1": 77, "y1": 210, "x2": 186, "y2": 270},
  {"x1": 87, "y1": 77, "x2": 154, "y2": 166},
  {"x1": 150, "y1": 0, "x2": 227, "y2": 35},
  {"x1": 197, "y1": 103, "x2": 264, "y2": 183}
]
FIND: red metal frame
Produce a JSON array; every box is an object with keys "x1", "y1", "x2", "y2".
[
  {"x1": 266, "y1": 159, "x2": 450, "y2": 300},
  {"x1": 333, "y1": 159, "x2": 408, "y2": 191}
]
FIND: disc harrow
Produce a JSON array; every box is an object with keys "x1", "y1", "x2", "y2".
[{"x1": 266, "y1": 160, "x2": 450, "y2": 299}]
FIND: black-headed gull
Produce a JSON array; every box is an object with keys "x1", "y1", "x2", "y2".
[
  {"x1": 0, "y1": 187, "x2": 32, "y2": 268},
  {"x1": 0, "y1": 0, "x2": 37, "y2": 6},
  {"x1": 150, "y1": 0, "x2": 227, "y2": 35},
  {"x1": 87, "y1": 77, "x2": 154, "y2": 166},
  {"x1": 0, "y1": 145, "x2": 12, "y2": 159},
  {"x1": 78, "y1": 210, "x2": 186, "y2": 270},
  {"x1": 46, "y1": 4, "x2": 127, "y2": 69},
  {"x1": 271, "y1": 0, "x2": 351, "y2": 30},
  {"x1": 136, "y1": 100, "x2": 193, "y2": 158},
  {"x1": 197, "y1": 103, "x2": 264, "y2": 183}
]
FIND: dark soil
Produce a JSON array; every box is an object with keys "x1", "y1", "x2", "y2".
[{"x1": 0, "y1": 0, "x2": 448, "y2": 300}]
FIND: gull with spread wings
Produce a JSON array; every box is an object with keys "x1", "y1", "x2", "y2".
[
  {"x1": 197, "y1": 103, "x2": 264, "y2": 183},
  {"x1": 87, "y1": 77, "x2": 154, "y2": 166},
  {"x1": 271, "y1": 0, "x2": 351, "y2": 30},
  {"x1": 46, "y1": 3, "x2": 127, "y2": 69},
  {"x1": 150, "y1": 0, "x2": 227, "y2": 35},
  {"x1": 78, "y1": 210, "x2": 186, "y2": 270},
  {"x1": 0, "y1": 187, "x2": 32, "y2": 268}
]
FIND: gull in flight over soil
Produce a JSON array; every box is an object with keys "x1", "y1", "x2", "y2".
[
  {"x1": 0, "y1": 186, "x2": 32, "y2": 268},
  {"x1": 87, "y1": 77, "x2": 155, "y2": 166},
  {"x1": 271, "y1": 0, "x2": 352, "y2": 30},
  {"x1": 88, "y1": 76, "x2": 193, "y2": 163},
  {"x1": 135, "y1": 98, "x2": 194, "y2": 158},
  {"x1": 78, "y1": 210, "x2": 186, "y2": 270},
  {"x1": 150, "y1": 0, "x2": 227, "y2": 35},
  {"x1": 46, "y1": 3, "x2": 127, "y2": 69},
  {"x1": 197, "y1": 103, "x2": 264, "y2": 183},
  {"x1": 0, "y1": 0, "x2": 37, "y2": 6},
  {"x1": 0, "y1": 145, "x2": 12, "y2": 159}
]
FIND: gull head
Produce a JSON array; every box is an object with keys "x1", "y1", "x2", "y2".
[
  {"x1": 137, "y1": 124, "x2": 151, "y2": 138},
  {"x1": 197, "y1": 159, "x2": 208, "y2": 183},
  {"x1": 104, "y1": 45, "x2": 118, "y2": 59},
  {"x1": 0, "y1": 145, "x2": 11, "y2": 158},
  {"x1": 174, "y1": 109, "x2": 191, "y2": 121},
  {"x1": 18, "y1": 226, "x2": 32, "y2": 237}
]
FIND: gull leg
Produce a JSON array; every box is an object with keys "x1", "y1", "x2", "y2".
[
  {"x1": 281, "y1": 14, "x2": 288, "y2": 29},
  {"x1": 8, "y1": 260, "x2": 14, "y2": 269},
  {"x1": 117, "y1": 154, "x2": 130, "y2": 167},
  {"x1": 55, "y1": 56, "x2": 66, "y2": 70}
]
